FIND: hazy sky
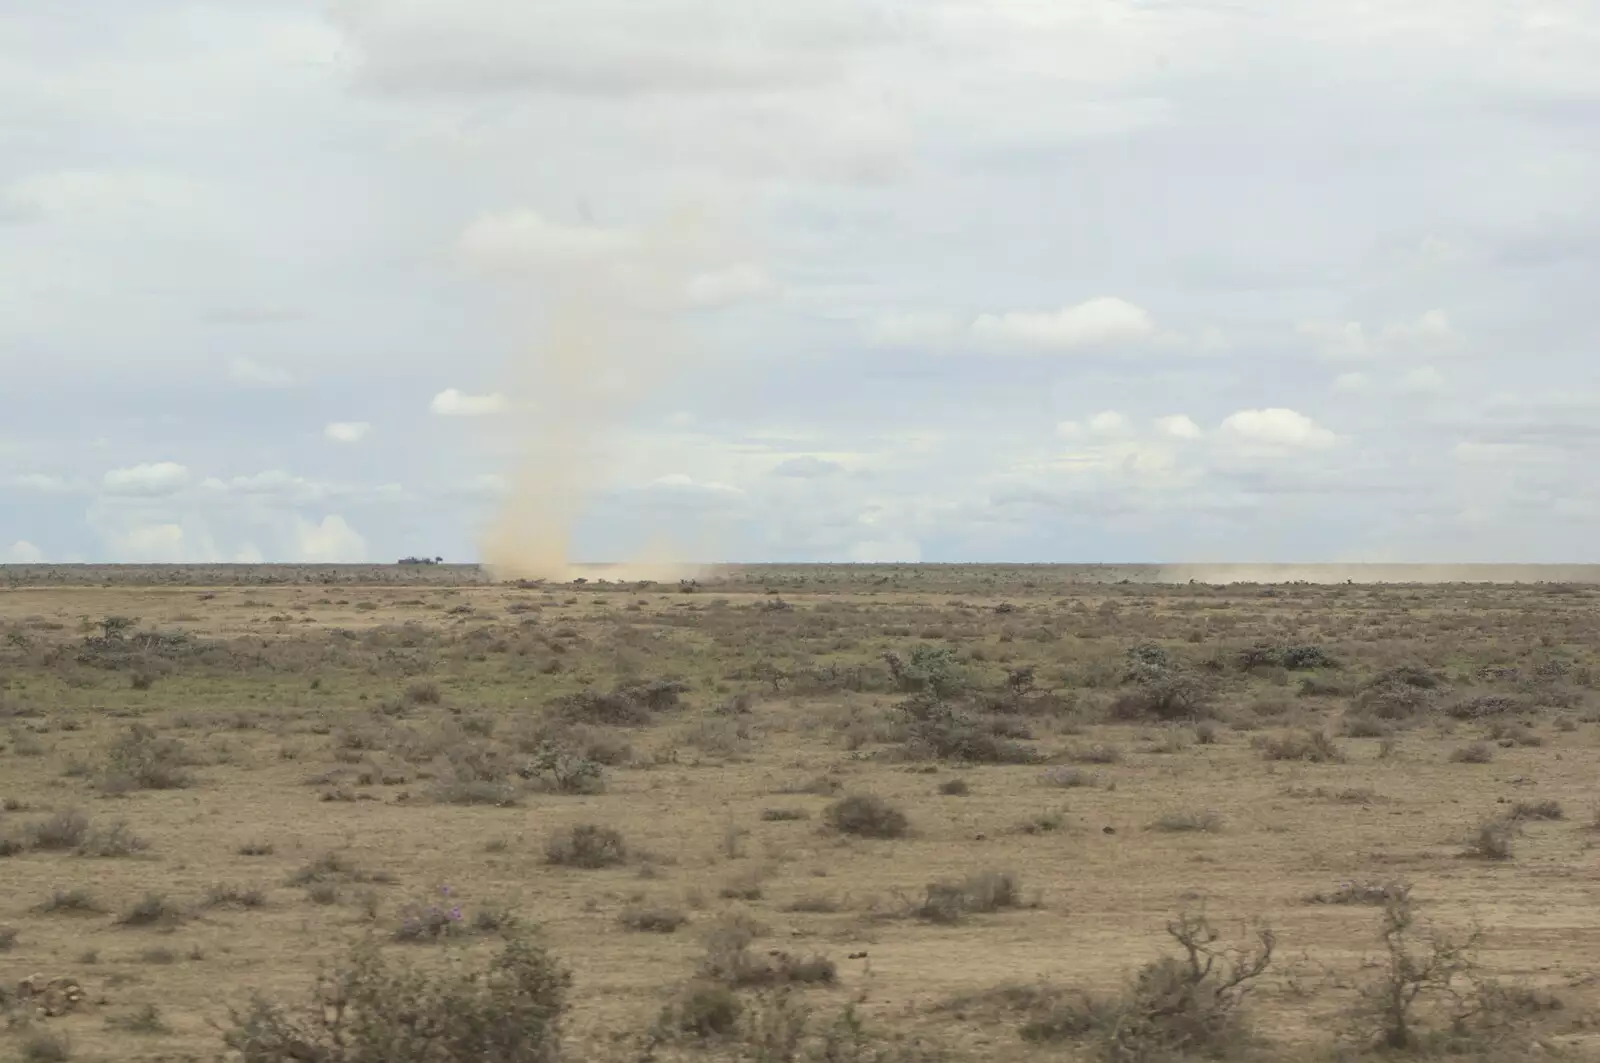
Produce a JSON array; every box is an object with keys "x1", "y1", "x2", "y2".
[{"x1": 3, "y1": 2, "x2": 1598, "y2": 565}]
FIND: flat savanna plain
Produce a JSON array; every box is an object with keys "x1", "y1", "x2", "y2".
[{"x1": 1, "y1": 564, "x2": 1598, "y2": 1062}]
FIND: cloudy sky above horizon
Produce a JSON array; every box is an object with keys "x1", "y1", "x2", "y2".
[{"x1": 3, "y1": 1, "x2": 1599, "y2": 565}]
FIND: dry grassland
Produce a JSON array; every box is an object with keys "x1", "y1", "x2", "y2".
[{"x1": 1, "y1": 564, "x2": 1598, "y2": 1062}]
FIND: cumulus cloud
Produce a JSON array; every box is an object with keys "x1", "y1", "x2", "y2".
[
  {"x1": 1453, "y1": 442, "x2": 1547, "y2": 465},
  {"x1": 1298, "y1": 310, "x2": 1462, "y2": 361},
  {"x1": 4, "y1": 540, "x2": 43, "y2": 563},
  {"x1": 1088, "y1": 410, "x2": 1129, "y2": 435},
  {"x1": 2, "y1": 169, "x2": 205, "y2": 221},
  {"x1": 684, "y1": 263, "x2": 770, "y2": 307},
  {"x1": 430, "y1": 389, "x2": 506, "y2": 416},
  {"x1": 1218, "y1": 409, "x2": 1336, "y2": 451},
  {"x1": 868, "y1": 298, "x2": 1161, "y2": 355},
  {"x1": 865, "y1": 311, "x2": 960, "y2": 350},
  {"x1": 229, "y1": 356, "x2": 293, "y2": 387},
  {"x1": 293, "y1": 515, "x2": 367, "y2": 562},
  {"x1": 105, "y1": 522, "x2": 193, "y2": 563},
  {"x1": 102, "y1": 462, "x2": 192, "y2": 496},
  {"x1": 1155, "y1": 415, "x2": 1203, "y2": 440},
  {"x1": 458, "y1": 209, "x2": 769, "y2": 314},
  {"x1": 325, "y1": 421, "x2": 372, "y2": 443},
  {"x1": 772, "y1": 456, "x2": 843, "y2": 478},
  {"x1": 1396, "y1": 367, "x2": 1446, "y2": 395},
  {"x1": 201, "y1": 470, "x2": 325, "y2": 504},
  {"x1": 458, "y1": 210, "x2": 635, "y2": 273},
  {"x1": 11, "y1": 473, "x2": 72, "y2": 493},
  {"x1": 650, "y1": 473, "x2": 740, "y2": 495},
  {"x1": 971, "y1": 297, "x2": 1157, "y2": 353}
]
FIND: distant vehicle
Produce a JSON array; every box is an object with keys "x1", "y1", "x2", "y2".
[{"x1": 397, "y1": 556, "x2": 444, "y2": 565}]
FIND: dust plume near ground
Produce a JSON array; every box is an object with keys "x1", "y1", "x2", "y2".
[{"x1": 474, "y1": 207, "x2": 736, "y2": 583}]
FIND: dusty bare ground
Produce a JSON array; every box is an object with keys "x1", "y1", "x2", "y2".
[{"x1": 1, "y1": 565, "x2": 1598, "y2": 1062}]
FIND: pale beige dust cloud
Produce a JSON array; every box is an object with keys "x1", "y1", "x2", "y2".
[{"x1": 474, "y1": 205, "x2": 741, "y2": 582}]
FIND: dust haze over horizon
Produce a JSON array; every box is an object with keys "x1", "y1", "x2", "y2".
[{"x1": 3, "y1": 3, "x2": 1599, "y2": 568}]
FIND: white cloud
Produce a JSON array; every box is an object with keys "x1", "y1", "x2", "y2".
[
  {"x1": 865, "y1": 311, "x2": 960, "y2": 350},
  {"x1": 2, "y1": 169, "x2": 206, "y2": 221},
  {"x1": 201, "y1": 470, "x2": 325, "y2": 503},
  {"x1": 1453, "y1": 442, "x2": 1546, "y2": 465},
  {"x1": 1396, "y1": 366, "x2": 1446, "y2": 395},
  {"x1": 1297, "y1": 321, "x2": 1372, "y2": 360},
  {"x1": 1055, "y1": 420, "x2": 1083, "y2": 439},
  {"x1": 1218, "y1": 409, "x2": 1336, "y2": 451},
  {"x1": 325, "y1": 421, "x2": 372, "y2": 443},
  {"x1": 457, "y1": 210, "x2": 635, "y2": 273},
  {"x1": 650, "y1": 473, "x2": 740, "y2": 494},
  {"x1": 293, "y1": 515, "x2": 367, "y2": 562},
  {"x1": 684, "y1": 263, "x2": 770, "y2": 307},
  {"x1": 1088, "y1": 410, "x2": 1128, "y2": 435},
  {"x1": 1333, "y1": 372, "x2": 1371, "y2": 392},
  {"x1": 102, "y1": 462, "x2": 192, "y2": 496},
  {"x1": 1298, "y1": 310, "x2": 1462, "y2": 361},
  {"x1": 971, "y1": 297, "x2": 1156, "y2": 353},
  {"x1": 107, "y1": 522, "x2": 192, "y2": 563},
  {"x1": 4, "y1": 540, "x2": 43, "y2": 563},
  {"x1": 772, "y1": 456, "x2": 843, "y2": 478},
  {"x1": 1383, "y1": 310, "x2": 1460, "y2": 352},
  {"x1": 464, "y1": 473, "x2": 509, "y2": 496},
  {"x1": 11, "y1": 473, "x2": 71, "y2": 493},
  {"x1": 1155, "y1": 414, "x2": 1203, "y2": 440},
  {"x1": 430, "y1": 389, "x2": 506, "y2": 416},
  {"x1": 229, "y1": 356, "x2": 293, "y2": 387}
]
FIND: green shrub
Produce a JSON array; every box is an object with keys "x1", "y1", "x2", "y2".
[
  {"x1": 1064, "y1": 743, "x2": 1122, "y2": 765},
  {"x1": 914, "y1": 870, "x2": 1023, "y2": 923},
  {"x1": 897, "y1": 700, "x2": 1038, "y2": 763},
  {"x1": 26, "y1": 809, "x2": 90, "y2": 851},
  {"x1": 544, "y1": 824, "x2": 627, "y2": 868},
  {"x1": 698, "y1": 915, "x2": 837, "y2": 988},
  {"x1": 102, "y1": 724, "x2": 194, "y2": 790},
  {"x1": 669, "y1": 983, "x2": 743, "y2": 1038},
  {"x1": 553, "y1": 679, "x2": 687, "y2": 726},
  {"x1": 76, "y1": 820, "x2": 149, "y2": 858},
  {"x1": 1509, "y1": 799, "x2": 1563, "y2": 821},
  {"x1": 1342, "y1": 714, "x2": 1393, "y2": 739},
  {"x1": 118, "y1": 892, "x2": 186, "y2": 927},
  {"x1": 1152, "y1": 810, "x2": 1225, "y2": 833},
  {"x1": 1462, "y1": 817, "x2": 1517, "y2": 861},
  {"x1": 1258, "y1": 730, "x2": 1345, "y2": 763},
  {"x1": 619, "y1": 905, "x2": 690, "y2": 934},
  {"x1": 35, "y1": 888, "x2": 103, "y2": 915},
  {"x1": 1449, "y1": 742, "x2": 1493, "y2": 764},
  {"x1": 823, "y1": 794, "x2": 909, "y2": 839},
  {"x1": 1021, "y1": 909, "x2": 1273, "y2": 1062},
  {"x1": 19, "y1": 1029, "x2": 72, "y2": 1062},
  {"x1": 222, "y1": 930, "x2": 568, "y2": 1063}
]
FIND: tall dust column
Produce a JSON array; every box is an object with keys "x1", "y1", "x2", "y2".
[{"x1": 475, "y1": 208, "x2": 726, "y2": 581}]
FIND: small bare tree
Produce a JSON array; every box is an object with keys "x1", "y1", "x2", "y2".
[
  {"x1": 1104, "y1": 907, "x2": 1276, "y2": 1062},
  {"x1": 1354, "y1": 894, "x2": 1483, "y2": 1051}
]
